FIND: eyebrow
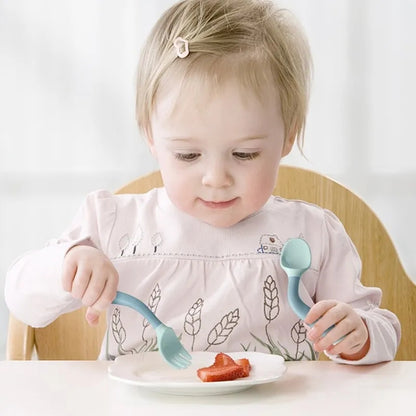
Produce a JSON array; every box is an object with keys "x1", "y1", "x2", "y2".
[{"x1": 161, "y1": 135, "x2": 268, "y2": 142}]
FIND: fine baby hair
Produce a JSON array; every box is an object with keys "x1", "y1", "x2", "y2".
[{"x1": 136, "y1": 0, "x2": 312, "y2": 150}]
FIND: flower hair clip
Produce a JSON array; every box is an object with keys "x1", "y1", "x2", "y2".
[{"x1": 173, "y1": 37, "x2": 189, "y2": 59}]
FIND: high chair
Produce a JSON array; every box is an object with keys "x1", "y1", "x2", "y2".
[{"x1": 6, "y1": 166, "x2": 416, "y2": 360}]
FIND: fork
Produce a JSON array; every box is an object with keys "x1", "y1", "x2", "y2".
[{"x1": 112, "y1": 291, "x2": 192, "y2": 369}]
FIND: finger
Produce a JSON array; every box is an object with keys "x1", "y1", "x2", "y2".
[
  {"x1": 307, "y1": 304, "x2": 348, "y2": 344},
  {"x1": 61, "y1": 257, "x2": 78, "y2": 292},
  {"x1": 326, "y1": 329, "x2": 365, "y2": 356},
  {"x1": 71, "y1": 266, "x2": 92, "y2": 300},
  {"x1": 314, "y1": 303, "x2": 349, "y2": 333},
  {"x1": 89, "y1": 272, "x2": 118, "y2": 312},
  {"x1": 304, "y1": 299, "x2": 338, "y2": 326},
  {"x1": 327, "y1": 319, "x2": 369, "y2": 355},
  {"x1": 80, "y1": 271, "x2": 107, "y2": 307},
  {"x1": 312, "y1": 321, "x2": 351, "y2": 352},
  {"x1": 85, "y1": 306, "x2": 101, "y2": 327},
  {"x1": 316, "y1": 314, "x2": 367, "y2": 354}
]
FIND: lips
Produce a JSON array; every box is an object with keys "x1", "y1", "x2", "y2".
[{"x1": 200, "y1": 198, "x2": 237, "y2": 209}]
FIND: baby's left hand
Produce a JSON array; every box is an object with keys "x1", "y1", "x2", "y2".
[{"x1": 304, "y1": 300, "x2": 370, "y2": 360}]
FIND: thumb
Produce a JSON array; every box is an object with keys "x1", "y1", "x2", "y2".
[{"x1": 85, "y1": 306, "x2": 101, "y2": 326}]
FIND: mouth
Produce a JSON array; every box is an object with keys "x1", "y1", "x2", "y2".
[{"x1": 200, "y1": 198, "x2": 238, "y2": 209}]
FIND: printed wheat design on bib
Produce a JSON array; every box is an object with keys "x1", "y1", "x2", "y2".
[
  {"x1": 142, "y1": 284, "x2": 161, "y2": 341},
  {"x1": 205, "y1": 309, "x2": 240, "y2": 351},
  {"x1": 250, "y1": 273, "x2": 317, "y2": 361},
  {"x1": 184, "y1": 298, "x2": 204, "y2": 350}
]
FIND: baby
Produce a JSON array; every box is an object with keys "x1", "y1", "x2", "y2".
[{"x1": 5, "y1": 0, "x2": 400, "y2": 364}]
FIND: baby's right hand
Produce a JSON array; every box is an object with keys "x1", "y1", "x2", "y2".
[{"x1": 62, "y1": 245, "x2": 119, "y2": 326}]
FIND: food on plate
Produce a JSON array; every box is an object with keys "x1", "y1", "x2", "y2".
[
  {"x1": 235, "y1": 358, "x2": 251, "y2": 377},
  {"x1": 197, "y1": 353, "x2": 251, "y2": 382}
]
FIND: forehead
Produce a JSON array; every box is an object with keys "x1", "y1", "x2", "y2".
[
  {"x1": 152, "y1": 79, "x2": 281, "y2": 139},
  {"x1": 151, "y1": 65, "x2": 285, "y2": 144},
  {"x1": 153, "y1": 54, "x2": 281, "y2": 124}
]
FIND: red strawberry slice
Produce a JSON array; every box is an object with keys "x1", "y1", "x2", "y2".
[
  {"x1": 197, "y1": 353, "x2": 251, "y2": 382},
  {"x1": 235, "y1": 358, "x2": 251, "y2": 377},
  {"x1": 214, "y1": 352, "x2": 237, "y2": 366},
  {"x1": 197, "y1": 364, "x2": 244, "y2": 382}
]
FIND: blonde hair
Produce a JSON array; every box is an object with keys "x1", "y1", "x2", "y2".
[{"x1": 136, "y1": 0, "x2": 312, "y2": 148}]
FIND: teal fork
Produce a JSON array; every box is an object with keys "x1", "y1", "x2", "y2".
[{"x1": 112, "y1": 291, "x2": 192, "y2": 369}]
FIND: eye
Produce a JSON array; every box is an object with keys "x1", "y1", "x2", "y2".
[
  {"x1": 174, "y1": 152, "x2": 200, "y2": 162},
  {"x1": 233, "y1": 151, "x2": 260, "y2": 160}
]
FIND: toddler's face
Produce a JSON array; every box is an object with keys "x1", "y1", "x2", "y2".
[{"x1": 148, "y1": 79, "x2": 291, "y2": 227}]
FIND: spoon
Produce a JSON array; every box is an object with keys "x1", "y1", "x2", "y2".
[
  {"x1": 280, "y1": 238, "x2": 312, "y2": 320},
  {"x1": 280, "y1": 238, "x2": 342, "y2": 342}
]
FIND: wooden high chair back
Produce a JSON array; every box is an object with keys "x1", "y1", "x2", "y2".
[{"x1": 6, "y1": 166, "x2": 416, "y2": 360}]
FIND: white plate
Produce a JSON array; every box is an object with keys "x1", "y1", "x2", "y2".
[{"x1": 108, "y1": 351, "x2": 286, "y2": 396}]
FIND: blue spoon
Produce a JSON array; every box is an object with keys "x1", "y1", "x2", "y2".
[
  {"x1": 280, "y1": 238, "x2": 312, "y2": 321},
  {"x1": 280, "y1": 238, "x2": 342, "y2": 342}
]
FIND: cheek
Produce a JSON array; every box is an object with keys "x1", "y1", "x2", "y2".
[
  {"x1": 248, "y1": 174, "x2": 275, "y2": 203},
  {"x1": 160, "y1": 168, "x2": 193, "y2": 208},
  {"x1": 244, "y1": 159, "x2": 280, "y2": 206},
  {"x1": 154, "y1": 149, "x2": 195, "y2": 204},
  {"x1": 252, "y1": 159, "x2": 280, "y2": 189}
]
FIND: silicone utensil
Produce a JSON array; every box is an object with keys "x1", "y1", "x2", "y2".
[
  {"x1": 280, "y1": 238, "x2": 342, "y2": 341},
  {"x1": 280, "y1": 238, "x2": 312, "y2": 320},
  {"x1": 112, "y1": 291, "x2": 192, "y2": 369}
]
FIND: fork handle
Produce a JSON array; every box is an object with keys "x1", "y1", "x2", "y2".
[{"x1": 112, "y1": 291, "x2": 162, "y2": 329}]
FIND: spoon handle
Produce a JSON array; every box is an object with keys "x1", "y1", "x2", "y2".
[
  {"x1": 288, "y1": 277, "x2": 343, "y2": 342},
  {"x1": 288, "y1": 276, "x2": 310, "y2": 320}
]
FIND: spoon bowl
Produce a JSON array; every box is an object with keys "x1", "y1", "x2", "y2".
[
  {"x1": 280, "y1": 238, "x2": 312, "y2": 320},
  {"x1": 280, "y1": 238, "x2": 312, "y2": 277}
]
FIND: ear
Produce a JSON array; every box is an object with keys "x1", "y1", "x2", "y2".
[
  {"x1": 144, "y1": 127, "x2": 158, "y2": 159},
  {"x1": 282, "y1": 132, "x2": 296, "y2": 157}
]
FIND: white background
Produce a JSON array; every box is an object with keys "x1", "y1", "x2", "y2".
[{"x1": 1, "y1": 0, "x2": 415, "y2": 359}]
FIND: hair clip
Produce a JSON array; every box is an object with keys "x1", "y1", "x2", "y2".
[{"x1": 173, "y1": 37, "x2": 189, "y2": 59}]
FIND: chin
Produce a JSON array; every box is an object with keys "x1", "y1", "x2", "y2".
[{"x1": 201, "y1": 215, "x2": 243, "y2": 228}]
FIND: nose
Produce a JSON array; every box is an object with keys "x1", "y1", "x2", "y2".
[{"x1": 201, "y1": 159, "x2": 233, "y2": 188}]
